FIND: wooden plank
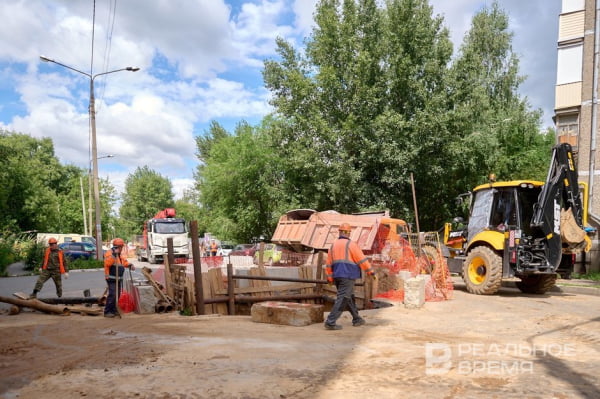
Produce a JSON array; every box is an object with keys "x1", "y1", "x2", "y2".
[
  {"x1": 208, "y1": 268, "x2": 228, "y2": 315},
  {"x1": 13, "y1": 292, "x2": 29, "y2": 300},
  {"x1": 200, "y1": 272, "x2": 215, "y2": 314},
  {"x1": 215, "y1": 282, "x2": 314, "y2": 295}
]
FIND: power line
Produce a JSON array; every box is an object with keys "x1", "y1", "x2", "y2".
[{"x1": 98, "y1": 0, "x2": 118, "y2": 111}]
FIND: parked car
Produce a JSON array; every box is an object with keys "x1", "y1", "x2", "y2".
[
  {"x1": 253, "y1": 243, "x2": 283, "y2": 265},
  {"x1": 58, "y1": 242, "x2": 97, "y2": 260},
  {"x1": 218, "y1": 244, "x2": 235, "y2": 256},
  {"x1": 230, "y1": 243, "x2": 258, "y2": 256}
]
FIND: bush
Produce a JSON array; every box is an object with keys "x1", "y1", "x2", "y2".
[
  {"x1": 67, "y1": 258, "x2": 104, "y2": 270},
  {"x1": 24, "y1": 241, "x2": 46, "y2": 272},
  {"x1": 0, "y1": 240, "x2": 15, "y2": 277},
  {"x1": 0, "y1": 231, "x2": 29, "y2": 276}
]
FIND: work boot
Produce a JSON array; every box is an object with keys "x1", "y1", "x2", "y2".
[
  {"x1": 324, "y1": 323, "x2": 343, "y2": 330},
  {"x1": 352, "y1": 318, "x2": 366, "y2": 327},
  {"x1": 28, "y1": 290, "x2": 38, "y2": 299}
]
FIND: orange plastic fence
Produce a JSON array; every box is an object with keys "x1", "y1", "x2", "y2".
[{"x1": 373, "y1": 237, "x2": 453, "y2": 302}]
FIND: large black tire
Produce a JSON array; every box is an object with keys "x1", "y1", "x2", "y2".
[
  {"x1": 462, "y1": 246, "x2": 503, "y2": 295},
  {"x1": 516, "y1": 274, "x2": 557, "y2": 294}
]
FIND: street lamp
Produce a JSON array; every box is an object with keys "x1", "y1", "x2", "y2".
[{"x1": 40, "y1": 55, "x2": 139, "y2": 259}]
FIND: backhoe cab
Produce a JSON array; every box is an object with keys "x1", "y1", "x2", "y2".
[{"x1": 443, "y1": 143, "x2": 593, "y2": 295}]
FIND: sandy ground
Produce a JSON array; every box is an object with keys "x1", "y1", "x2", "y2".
[{"x1": 1, "y1": 283, "x2": 600, "y2": 399}]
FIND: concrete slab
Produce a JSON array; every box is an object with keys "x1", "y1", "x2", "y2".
[{"x1": 251, "y1": 301, "x2": 324, "y2": 326}]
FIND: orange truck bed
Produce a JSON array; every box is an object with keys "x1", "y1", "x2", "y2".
[{"x1": 271, "y1": 209, "x2": 409, "y2": 253}]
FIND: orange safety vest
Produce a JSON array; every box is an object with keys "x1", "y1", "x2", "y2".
[
  {"x1": 325, "y1": 237, "x2": 373, "y2": 280},
  {"x1": 210, "y1": 242, "x2": 218, "y2": 251},
  {"x1": 104, "y1": 251, "x2": 131, "y2": 279},
  {"x1": 42, "y1": 248, "x2": 67, "y2": 274}
]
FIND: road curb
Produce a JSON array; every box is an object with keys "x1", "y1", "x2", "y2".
[{"x1": 501, "y1": 280, "x2": 600, "y2": 296}]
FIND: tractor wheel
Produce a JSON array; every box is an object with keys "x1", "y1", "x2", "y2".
[
  {"x1": 148, "y1": 253, "x2": 156, "y2": 264},
  {"x1": 516, "y1": 274, "x2": 557, "y2": 294},
  {"x1": 462, "y1": 246, "x2": 502, "y2": 295}
]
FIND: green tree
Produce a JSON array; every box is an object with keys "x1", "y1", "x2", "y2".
[
  {"x1": 119, "y1": 166, "x2": 175, "y2": 236},
  {"x1": 263, "y1": 0, "x2": 453, "y2": 227},
  {"x1": 196, "y1": 120, "x2": 286, "y2": 242},
  {"x1": 447, "y1": 1, "x2": 552, "y2": 192},
  {"x1": 175, "y1": 188, "x2": 204, "y2": 235}
]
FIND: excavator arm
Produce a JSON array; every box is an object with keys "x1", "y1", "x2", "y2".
[{"x1": 530, "y1": 143, "x2": 585, "y2": 268}]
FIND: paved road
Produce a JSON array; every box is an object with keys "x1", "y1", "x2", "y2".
[{"x1": 0, "y1": 260, "x2": 156, "y2": 310}]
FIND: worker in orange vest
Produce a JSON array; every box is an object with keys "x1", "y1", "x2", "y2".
[
  {"x1": 210, "y1": 240, "x2": 218, "y2": 257},
  {"x1": 324, "y1": 223, "x2": 376, "y2": 330},
  {"x1": 29, "y1": 237, "x2": 69, "y2": 299},
  {"x1": 103, "y1": 238, "x2": 135, "y2": 318}
]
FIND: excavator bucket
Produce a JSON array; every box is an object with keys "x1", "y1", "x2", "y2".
[{"x1": 560, "y1": 208, "x2": 586, "y2": 246}]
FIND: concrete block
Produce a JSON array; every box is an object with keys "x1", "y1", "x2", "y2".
[
  {"x1": 251, "y1": 301, "x2": 324, "y2": 326},
  {"x1": 404, "y1": 277, "x2": 425, "y2": 309},
  {"x1": 398, "y1": 270, "x2": 413, "y2": 281},
  {"x1": 136, "y1": 285, "x2": 158, "y2": 314}
]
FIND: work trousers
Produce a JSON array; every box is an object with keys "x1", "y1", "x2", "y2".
[
  {"x1": 34, "y1": 267, "x2": 63, "y2": 297},
  {"x1": 104, "y1": 279, "x2": 123, "y2": 315},
  {"x1": 325, "y1": 277, "x2": 362, "y2": 326}
]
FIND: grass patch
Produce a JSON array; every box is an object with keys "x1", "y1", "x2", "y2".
[
  {"x1": 67, "y1": 258, "x2": 104, "y2": 270},
  {"x1": 571, "y1": 271, "x2": 600, "y2": 281}
]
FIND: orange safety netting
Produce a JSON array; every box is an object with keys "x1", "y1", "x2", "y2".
[
  {"x1": 118, "y1": 291, "x2": 136, "y2": 313},
  {"x1": 202, "y1": 256, "x2": 224, "y2": 269},
  {"x1": 373, "y1": 236, "x2": 453, "y2": 302}
]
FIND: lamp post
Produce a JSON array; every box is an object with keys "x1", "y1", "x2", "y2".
[
  {"x1": 40, "y1": 55, "x2": 139, "y2": 259},
  {"x1": 88, "y1": 154, "x2": 114, "y2": 237}
]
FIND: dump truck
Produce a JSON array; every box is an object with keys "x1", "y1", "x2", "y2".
[
  {"x1": 443, "y1": 143, "x2": 593, "y2": 295},
  {"x1": 271, "y1": 209, "x2": 411, "y2": 257},
  {"x1": 137, "y1": 208, "x2": 189, "y2": 264}
]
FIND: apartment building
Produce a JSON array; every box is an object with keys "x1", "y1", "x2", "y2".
[{"x1": 555, "y1": 0, "x2": 599, "y2": 271}]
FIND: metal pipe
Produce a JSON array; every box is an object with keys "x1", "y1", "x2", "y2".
[
  {"x1": 589, "y1": 0, "x2": 600, "y2": 222},
  {"x1": 233, "y1": 294, "x2": 324, "y2": 303},
  {"x1": 232, "y1": 274, "x2": 364, "y2": 286},
  {"x1": 37, "y1": 297, "x2": 100, "y2": 305},
  {"x1": 227, "y1": 263, "x2": 235, "y2": 315}
]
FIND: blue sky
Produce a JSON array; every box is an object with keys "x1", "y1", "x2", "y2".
[{"x1": 0, "y1": 0, "x2": 560, "y2": 203}]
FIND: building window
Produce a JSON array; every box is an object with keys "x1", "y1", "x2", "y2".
[
  {"x1": 556, "y1": 114, "x2": 579, "y2": 147},
  {"x1": 562, "y1": 0, "x2": 584, "y2": 13},
  {"x1": 557, "y1": 44, "x2": 583, "y2": 85}
]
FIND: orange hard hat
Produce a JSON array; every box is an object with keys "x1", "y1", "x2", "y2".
[
  {"x1": 48, "y1": 237, "x2": 58, "y2": 244},
  {"x1": 113, "y1": 238, "x2": 125, "y2": 247},
  {"x1": 339, "y1": 223, "x2": 351, "y2": 232}
]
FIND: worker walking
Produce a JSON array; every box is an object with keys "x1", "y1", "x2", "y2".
[
  {"x1": 324, "y1": 223, "x2": 376, "y2": 330},
  {"x1": 210, "y1": 240, "x2": 218, "y2": 257},
  {"x1": 103, "y1": 238, "x2": 134, "y2": 318},
  {"x1": 29, "y1": 237, "x2": 69, "y2": 299}
]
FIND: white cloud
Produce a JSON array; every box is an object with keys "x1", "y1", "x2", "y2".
[{"x1": 0, "y1": 0, "x2": 563, "y2": 206}]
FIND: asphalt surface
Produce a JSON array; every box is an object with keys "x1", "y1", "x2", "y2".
[{"x1": 0, "y1": 260, "x2": 156, "y2": 310}]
